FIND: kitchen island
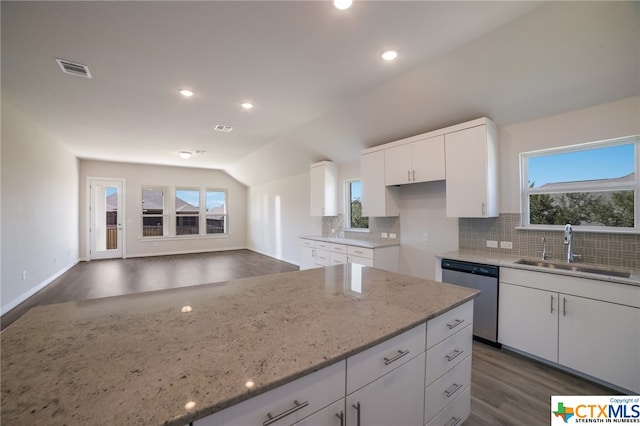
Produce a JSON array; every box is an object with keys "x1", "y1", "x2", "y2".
[{"x1": 1, "y1": 264, "x2": 477, "y2": 426}]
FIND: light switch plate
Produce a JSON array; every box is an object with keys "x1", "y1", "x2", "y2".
[
  {"x1": 500, "y1": 241, "x2": 513, "y2": 249},
  {"x1": 389, "y1": 233, "x2": 396, "y2": 239},
  {"x1": 486, "y1": 240, "x2": 498, "y2": 248},
  {"x1": 381, "y1": 232, "x2": 388, "y2": 238}
]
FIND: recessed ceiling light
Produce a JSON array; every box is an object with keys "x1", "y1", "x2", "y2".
[
  {"x1": 179, "y1": 151, "x2": 192, "y2": 159},
  {"x1": 333, "y1": 0, "x2": 353, "y2": 10},
  {"x1": 241, "y1": 102, "x2": 253, "y2": 110},
  {"x1": 381, "y1": 50, "x2": 398, "y2": 61},
  {"x1": 179, "y1": 89, "x2": 194, "y2": 97}
]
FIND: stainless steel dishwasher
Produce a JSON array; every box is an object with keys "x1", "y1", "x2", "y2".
[{"x1": 441, "y1": 258, "x2": 500, "y2": 346}]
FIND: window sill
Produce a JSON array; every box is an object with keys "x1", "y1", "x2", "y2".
[
  {"x1": 140, "y1": 234, "x2": 229, "y2": 242},
  {"x1": 515, "y1": 226, "x2": 639, "y2": 235},
  {"x1": 342, "y1": 228, "x2": 370, "y2": 234}
]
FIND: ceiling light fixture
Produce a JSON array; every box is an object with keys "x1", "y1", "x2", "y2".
[
  {"x1": 179, "y1": 151, "x2": 192, "y2": 159},
  {"x1": 179, "y1": 89, "x2": 194, "y2": 97},
  {"x1": 241, "y1": 102, "x2": 253, "y2": 110},
  {"x1": 333, "y1": 0, "x2": 353, "y2": 10},
  {"x1": 381, "y1": 50, "x2": 398, "y2": 61}
]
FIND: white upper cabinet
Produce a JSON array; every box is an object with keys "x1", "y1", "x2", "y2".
[
  {"x1": 309, "y1": 161, "x2": 338, "y2": 216},
  {"x1": 444, "y1": 121, "x2": 498, "y2": 218},
  {"x1": 361, "y1": 150, "x2": 400, "y2": 217},
  {"x1": 385, "y1": 135, "x2": 445, "y2": 186}
]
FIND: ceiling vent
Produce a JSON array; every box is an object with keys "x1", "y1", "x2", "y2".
[
  {"x1": 55, "y1": 58, "x2": 92, "y2": 79},
  {"x1": 214, "y1": 124, "x2": 233, "y2": 133}
]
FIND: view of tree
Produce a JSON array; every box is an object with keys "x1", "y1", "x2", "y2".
[
  {"x1": 351, "y1": 199, "x2": 369, "y2": 228},
  {"x1": 530, "y1": 190, "x2": 634, "y2": 227}
]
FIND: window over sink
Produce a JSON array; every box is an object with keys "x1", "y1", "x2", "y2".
[
  {"x1": 520, "y1": 135, "x2": 639, "y2": 231},
  {"x1": 345, "y1": 179, "x2": 369, "y2": 230}
]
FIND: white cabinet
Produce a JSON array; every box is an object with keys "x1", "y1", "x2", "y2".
[
  {"x1": 299, "y1": 238, "x2": 399, "y2": 272},
  {"x1": 299, "y1": 240, "x2": 317, "y2": 271},
  {"x1": 361, "y1": 150, "x2": 399, "y2": 217},
  {"x1": 385, "y1": 135, "x2": 445, "y2": 186},
  {"x1": 310, "y1": 161, "x2": 338, "y2": 216},
  {"x1": 291, "y1": 399, "x2": 345, "y2": 426},
  {"x1": 444, "y1": 122, "x2": 498, "y2": 218},
  {"x1": 499, "y1": 267, "x2": 640, "y2": 393}
]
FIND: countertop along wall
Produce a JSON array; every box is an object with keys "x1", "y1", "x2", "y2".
[{"x1": 79, "y1": 160, "x2": 248, "y2": 259}]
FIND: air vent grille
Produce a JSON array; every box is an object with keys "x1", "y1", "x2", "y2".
[
  {"x1": 214, "y1": 124, "x2": 233, "y2": 133},
  {"x1": 55, "y1": 58, "x2": 92, "y2": 79}
]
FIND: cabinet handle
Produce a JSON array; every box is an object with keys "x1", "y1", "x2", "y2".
[
  {"x1": 336, "y1": 411, "x2": 345, "y2": 426},
  {"x1": 383, "y1": 349, "x2": 410, "y2": 365},
  {"x1": 444, "y1": 416, "x2": 462, "y2": 426},
  {"x1": 482, "y1": 202, "x2": 486, "y2": 216},
  {"x1": 352, "y1": 402, "x2": 361, "y2": 426},
  {"x1": 446, "y1": 318, "x2": 465, "y2": 330},
  {"x1": 263, "y1": 400, "x2": 309, "y2": 426},
  {"x1": 407, "y1": 170, "x2": 411, "y2": 182},
  {"x1": 563, "y1": 297, "x2": 567, "y2": 317},
  {"x1": 445, "y1": 348, "x2": 464, "y2": 362},
  {"x1": 444, "y1": 382, "x2": 463, "y2": 398},
  {"x1": 550, "y1": 295, "x2": 554, "y2": 314},
  {"x1": 412, "y1": 170, "x2": 416, "y2": 181}
]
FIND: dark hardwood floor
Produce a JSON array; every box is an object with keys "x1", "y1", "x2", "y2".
[{"x1": 2, "y1": 249, "x2": 616, "y2": 425}]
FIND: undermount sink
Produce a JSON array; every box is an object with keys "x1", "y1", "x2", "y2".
[{"x1": 514, "y1": 259, "x2": 632, "y2": 279}]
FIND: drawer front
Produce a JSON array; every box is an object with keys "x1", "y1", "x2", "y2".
[
  {"x1": 347, "y1": 246, "x2": 374, "y2": 259},
  {"x1": 347, "y1": 322, "x2": 426, "y2": 394},
  {"x1": 330, "y1": 252, "x2": 348, "y2": 265},
  {"x1": 300, "y1": 239, "x2": 316, "y2": 249},
  {"x1": 206, "y1": 361, "x2": 345, "y2": 426},
  {"x1": 315, "y1": 249, "x2": 330, "y2": 266},
  {"x1": 348, "y1": 255, "x2": 374, "y2": 267},
  {"x1": 316, "y1": 242, "x2": 330, "y2": 250},
  {"x1": 424, "y1": 355, "x2": 471, "y2": 423},
  {"x1": 427, "y1": 301, "x2": 473, "y2": 349},
  {"x1": 328, "y1": 243, "x2": 347, "y2": 254},
  {"x1": 291, "y1": 399, "x2": 345, "y2": 426},
  {"x1": 425, "y1": 386, "x2": 470, "y2": 426},
  {"x1": 425, "y1": 325, "x2": 472, "y2": 386}
]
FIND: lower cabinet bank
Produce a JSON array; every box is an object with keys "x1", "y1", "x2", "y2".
[{"x1": 192, "y1": 301, "x2": 473, "y2": 426}]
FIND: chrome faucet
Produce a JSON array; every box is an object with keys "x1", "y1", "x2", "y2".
[
  {"x1": 541, "y1": 237, "x2": 549, "y2": 260},
  {"x1": 563, "y1": 224, "x2": 580, "y2": 263}
]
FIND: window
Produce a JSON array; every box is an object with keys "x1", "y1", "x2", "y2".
[
  {"x1": 142, "y1": 186, "x2": 228, "y2": 238},
  {"x1": 346, "y1": 180, "x2": 369, "y2": 230},
  {"x1": 521, "y1": 136, "x2": 638, "y2": 230},
  {"x1": 142, "y1": 186, "x2": 167, "y2": 236}
]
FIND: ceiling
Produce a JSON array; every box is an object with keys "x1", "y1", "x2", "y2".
[{"x1": 2, "y1": 1, "x2": 639, "y2": 186}]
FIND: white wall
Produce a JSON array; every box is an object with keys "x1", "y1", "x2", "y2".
[
  {"x1": 79, "y1": 160, "x2": 247, "y2": 258},
  {"x1": 1, "y1": 102, "x2": 80, "y2": 314},
  {"x1": 499, "y1": 95, "x2": 640, "y2": 213},
  {"x1": 247, "y1": 172, "x2": 320, "y2": 265}
]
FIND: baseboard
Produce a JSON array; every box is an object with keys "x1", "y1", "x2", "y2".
[
  {"x1": 1, "y1": 260, "x2": 79, "y2": 315},
  {"x1": 124, "y1": 246, "x2": 249, "y2": 259}
]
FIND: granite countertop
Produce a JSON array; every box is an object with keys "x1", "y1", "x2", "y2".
[
  {"x1": 1, "y1": 265, "x2": 476, "y2": 426},
  {"x1": 300, "y1": 235, "x2": 400, "y2": 248},
  {"x1": 436, "y1": 250, "x2": 640, "y2": 287}
]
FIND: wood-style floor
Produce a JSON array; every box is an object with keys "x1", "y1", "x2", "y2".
[{"x1": 1, "y1": 249, "x2": 616, "y2": 425}]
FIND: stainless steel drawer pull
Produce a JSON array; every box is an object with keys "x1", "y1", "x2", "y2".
[
  {"x1": 446, "y1": 318, "x2": 465, "y2": 330},
  {"x1": 444, "y1": 382, "x2": 463, "y2": 398},
  {"x1": 263, "y1": 400, "x2": 309, "y2": 426},
  {"x1": 354, "y1": 250, "x2": 363, "y2": 254},
  {"x1": 407, "y1": 170, "x2": 411, "y2": 182},
  {"x1": 336, "y1": 410, "x2": 345, "y2": 426},
  {"x1": 384, "y1": 349, "x2": 410, "y2": 365},
  {"x1": 352, "y1": 402, "x2": 361, "y2": 426},
  {"x1": 445, "y1": 416, "x2": 462, "y2": 426},
  {"x1": 550, "y1": 295, "x2": 554, "y2": 314},
  {"x1": 563, "y1": 297, "x2": 567, "y2": 317},
  {"x1": 445, "y1": 349, "x2": 464, "y2": 362}
]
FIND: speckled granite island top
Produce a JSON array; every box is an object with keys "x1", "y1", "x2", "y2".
[{"x1": 1, "y1": 265, "x2": 477, "y2": 426}]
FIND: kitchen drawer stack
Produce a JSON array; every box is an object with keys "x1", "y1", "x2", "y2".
[{"x1": 424, "y1": 301, "x2": 474, "y2": 426}]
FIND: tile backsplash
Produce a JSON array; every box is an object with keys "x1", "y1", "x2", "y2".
[
  {"x1": 459, "y1": 213, "x2": 639, "y2": 269},
  {"x1": 322, "y1": 214, "x2": 400, "y2": 243}
]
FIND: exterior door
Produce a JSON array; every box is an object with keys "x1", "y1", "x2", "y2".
[{"x1": 89, "y1": 179, "x2": 124, "y2": 259}]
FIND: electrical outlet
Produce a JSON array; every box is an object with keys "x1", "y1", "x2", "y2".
[
  {"x1": 500, "y1": 241, "x2": 513, "y2": 249},
  {"x1": 22, "y1": 271, "x2": 26, "y2": 281},
  {"x1": 389, "y1": 233, "x2": 396, "y2": 239},
  {"x1": 423, "y1": 232, "x2": 429, "y2": 242},
  {"x1": 486, "y1": 240, "x2": 498, "y2": 248},
  {"x1": 381, "y1": 232, "x2": 388, "y2": 239}
]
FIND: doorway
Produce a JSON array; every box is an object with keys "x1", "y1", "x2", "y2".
[{"x1": 88, "y1": 178, "x2": 125, "y2": 259}]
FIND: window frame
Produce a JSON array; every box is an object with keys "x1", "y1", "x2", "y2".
[
  {"x1": 142, "y1": 185, "x2": 168, "y2": 237},
  {"x1": 520, "y1": 136, "x2": 639, "y2": 232},
  {"x1": 175, "y1": 187, "x2": 201, "y2": 236},
  {"x1": 344, "y1": 179, "x2": 369, "y2": 231},
  {"x1": 205, "y1": 188, "x2": 228, "y2": 235}
]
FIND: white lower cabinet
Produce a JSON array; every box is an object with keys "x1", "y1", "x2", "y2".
[
  {"x1": 499, "y1": 267, "x2": 640, "y2": 393},
  {"x1": 346, "y1": 353, "x2": 425, "y2": 426},
  {"x1": 299, "y1": 238, "x2": 399, "y2": 272},
  {"x1": 425, "y1": 387, "x2": 470, "y2": 426},
  {"x1": 291, "y1": 399, "x2": 345, "y2": 426},
  {"x1": 424, "y1": 356, "x2": 471, "y2": 423}
]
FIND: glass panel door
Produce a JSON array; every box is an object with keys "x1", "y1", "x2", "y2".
[{"x1": 90, "y1": 179, "x2": 124, "y2": 259}]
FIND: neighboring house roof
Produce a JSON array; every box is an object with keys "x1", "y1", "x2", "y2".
[{"x1": 537, "y1": 172, "x2": 634, "y2": 190}]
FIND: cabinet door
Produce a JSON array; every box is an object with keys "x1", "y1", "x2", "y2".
[
  {"x1": 346, "y1": 353, "x2": 425, "y2": 426},
  {"x1": 292, "y1": 399, "x2": 345, "y2": 426},
  {"x1": 361, "y1": 151, "x2": 399, "y2": 217},
  {"x1": 498, "y1": 283, "x2": 558, "y2": 362},
  {"x1": 412, "y1": 135, "x2": 445, "y2": 183},
  {"x1": 310, "y1": 162, "x2": 337, "y2": 216},
  {"x1": 300, "y1": 246, "x2": 317, "y2": 270},
  {"x1": 559, "y1": 295, "x2": 640, "y2": 393},
  {"x1": 384, "y1": 144, "x2": 412, "y2": 186},
  {"x1": 445, "y1": 125, "x2": 489, "y2": 217}
]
